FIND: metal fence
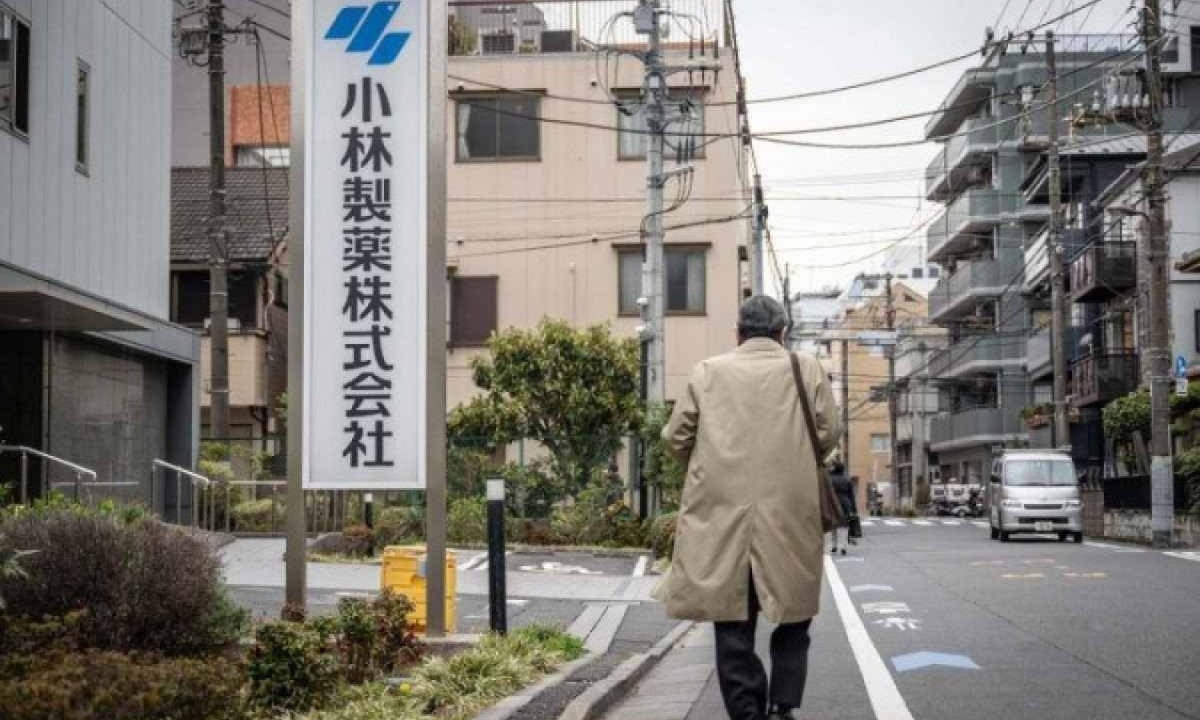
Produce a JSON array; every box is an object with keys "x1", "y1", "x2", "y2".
[{"x1": 1101, "y1": 475, "x2": 1190, "y2": 512}]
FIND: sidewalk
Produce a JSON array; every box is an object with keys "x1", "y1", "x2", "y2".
[{"x1": 601, "y1": 566, "x2": 874, "y2": 720}]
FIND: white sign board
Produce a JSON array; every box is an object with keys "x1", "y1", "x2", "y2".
[
  {"x1": 302, "y1": 0, "x2": 427, "y2": 489},
  {"x1": 1178, "y1": 378, "x2": 1189, "y2": 397}
]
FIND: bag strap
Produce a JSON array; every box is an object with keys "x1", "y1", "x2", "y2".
[{"x1": 788, "y1": 352, "x2": 824, "y2": 462}]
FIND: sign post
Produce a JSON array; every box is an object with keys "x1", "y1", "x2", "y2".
[
  {"x1": 1177, "y1": 356, "x2": 1189, "y2": 398},
  {"x1": 289, "y1": 0, "x2": 447, "y2": 633}
]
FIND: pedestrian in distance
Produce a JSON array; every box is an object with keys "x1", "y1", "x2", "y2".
[
  {"x1": 829, "y1": 460, "x2": 858, "y2": 555},
  {"x1": 655, "y1": 295, "x2": 840, "y2": 720}
]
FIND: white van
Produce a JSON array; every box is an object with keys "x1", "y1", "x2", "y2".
[{"x1": 988, "y1": 450, "x2": 1083, "y2": 543}]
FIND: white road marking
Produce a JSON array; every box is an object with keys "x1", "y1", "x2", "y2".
[
  {"x1": 861, "y1": 520, "x2": 877, "y2": 527},
  {"x1": 861, "y1": 601, "x2": 912, "y2": 615},
  {"x1": 940, "y1": 520, "x2": 963, "y2": 526},
  {"x1": 912, "y1": 520, "x2": 933, "y2": 526},
  {"x1": 874, "y1": 617, "x2": 921, "y2": 631},
  {"x1": 884, "y1": 520, "x2": 905, "y2": 527},
  {"x1": 1164, "y1": 551, "x2": 1200, "y2": 563},
  {"x1": 632, "y1": 555, "x2": 649, "y2": 577},
  {"x1": 825, "y1": 555, "x2": 915, "y2": 720},
  {"x1": 1084, "y1": 541, "x2": 1147, "y2": 553},
  {"x1": 460, "y1": 554, "x2": 488, "y2": 571},
  {"x1": 850, "y1": 584, "x2": 895, "y2": 593},
  {"x1": 971, "y1": 521, "x2": 989, "y2": 528}
]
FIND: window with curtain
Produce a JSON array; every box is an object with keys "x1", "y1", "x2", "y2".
[
  {"x1": 456, "y1": 94, "x2": 540, "y2": 161},
  {"x1": 0, "y1": 8, "x2": 30, "y2": 135},
  {"x1": 617, "y1": 246, "x2": 707, "y2": 316},
  {"x1": 616, "y1": 89, "x2": 706, "y2": 160}
]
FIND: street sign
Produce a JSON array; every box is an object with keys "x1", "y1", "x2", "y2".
[
  {"x1": 1177, "y1": 378, "x2": 1189, "y2": 397},
  {"x1": 302, "y1": 0, "x2": 429, "y2": 489},
  {"x1": 1177, "y1": 356, "x2": 1188, "y2": 379}
]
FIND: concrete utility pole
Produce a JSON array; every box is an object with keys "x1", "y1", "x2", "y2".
[
  {"x1": 1046, "y1": 31, "x2": 1071, "y2": 451},
  {"x1": 752, "y1": 174, "x2": 765, "y2": 294},
  {"x1": 638, "y1": 0, "x2": 667, "y2": 405},
  {"x1": 1141, "y1": 0, "x2": 1174, "y2": 548},
  {"x1": 884, "y1": 274, "x2": 900, "y2": 505},
  {"x1": 841, "y1": 338, "x2": 850, "y2": 468},
  {"x1": 208, "y1": 0, "x2": 231, "y2": 439},
  {"x1": 783, "y1": 263, "x2": 793, "y2": 342}
]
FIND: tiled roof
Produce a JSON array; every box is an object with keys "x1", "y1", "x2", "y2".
[{"x1": 171, "y1": 166, "x2": 289, "y2": 264}]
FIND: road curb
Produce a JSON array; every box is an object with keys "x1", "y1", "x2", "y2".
[
  {"x1": 473, "y1": 654, "x2": 599, "y2": 720},
  {"x1": 556, "y1": 620, "x2": 694, "y2": 720}
]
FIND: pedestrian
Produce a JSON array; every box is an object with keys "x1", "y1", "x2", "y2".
[
  {"x1": 655, "y1": 295, "x2": 840, "y2": 720},
  {"x1": 829, "y1": 460, "x2": 857, "y2": 555}
]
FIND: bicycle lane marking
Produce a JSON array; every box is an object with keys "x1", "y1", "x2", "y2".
[{"x1": 825, "y1": 554, "x2": 915, "y2": 720}]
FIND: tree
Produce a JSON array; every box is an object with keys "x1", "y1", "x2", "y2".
[{"x1": 448, "y1": 320, "x2": 641, "y2": 493}]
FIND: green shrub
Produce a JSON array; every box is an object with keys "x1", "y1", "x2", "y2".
[
  {"x1": 334, "y1": 590, "x2": 421, "y2": 683},
  {"x1": 1103, "y1": 391, "x2": 1152, "y2": 447},
  {"x1": 341, "y1": 524, "x2": 374, "y2": 558},
  {"x1": 648, "y1": 512, "x2": 678, "y2": 559},
  {"x1": 375, "y1": 505, "x2": 424, "y2": 547},
  {"x1": 641, "y1": 404, "x2": 686, "y2": 511},
  {"x1": 247, "y1": 620, "x2": 340, "y2": 712},
  {"x1": 549, "y1": 476, "x2": 647, "y2": 548},
  {"x1": 1176, "y1": 448, "x2": 1200, "y2": 515},
  {"x1": 371, "y1": 589, "x2": 421, "y2": 673},
  {"x1": 0, "y1": 650, "x2": 245, "y2": 720},
  {"x1": 448, "y1": 497, "x2": 487, "y2": 544},
  {"x1": 0, "y1": 507, "x2": 246, "y2": 655},
  {"x1": 231, "y1": 497, "x2": 284, "y2": 532}
]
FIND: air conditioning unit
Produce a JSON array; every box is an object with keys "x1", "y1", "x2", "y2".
[{"x1": 540, "y1": 30, "x2": 577, "y2": 53}]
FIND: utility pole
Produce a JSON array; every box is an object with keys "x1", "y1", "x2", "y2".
[
  {"x1": 782, "y1": 263, "x2": 793, "y2": 342},
  {"x1": 841, "y1": 338, "x2": 850, "y2": 470},
  {"x1": 885, "y1": 273, "x2": 900, "y2": 505},
  {"x1": 208, "y1": 0, "x2": 231, "y2": 440},
  {"x1": 1142, "y1": 0, "x2": 1174, "y2": 548},
  {"x1": 752, "y1": 174, "x2": 765, "y2": 294},
  {"x1": 1046, "y1": 30, "x2": 1071, "y2": 451},
  {"x1": 637, "y1": 0, "x2": 666, "y2": 406}
]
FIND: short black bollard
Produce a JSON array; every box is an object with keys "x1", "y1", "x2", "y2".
[
  {"x1": 364, "y1": 492, "x2": 375, "y2": 557},
  {"x1": 486, "y1": 479, "x2": 507, "y2": 635}
]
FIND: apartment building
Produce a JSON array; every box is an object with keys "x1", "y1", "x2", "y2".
[
  {"x1": 0, "y1": 1, "x2": 199, "y2": 503},
  {"x1": 443, "y1": 1, "x2": 749, "y2": 409}
]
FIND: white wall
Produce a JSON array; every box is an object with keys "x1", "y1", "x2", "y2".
[
  {"x1": 0, "y1": 0, "x2": 172, "y2": 318},
  {"x1": 1170, "y1": 175, "x2": 1200, "y2": 366}
]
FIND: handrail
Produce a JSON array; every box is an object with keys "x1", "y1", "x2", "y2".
[
  {"x1": 151, "y1": 459, "x2": 215, "y2": 533},
  {"x1": 0, "y1": 445, "x2": 98, "y2": 503},
  {"x1": 152, "y1": 459, "x2": 211, "y2": 487}
]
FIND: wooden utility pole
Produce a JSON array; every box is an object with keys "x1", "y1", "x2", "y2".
[
  {"x1": 1141, "y1": 0, "x2": 1174, "y2": 548},
  {"x1": 1046, "y1": 31, "x2": 1071, "y2": 451},
  {"x1": 208, "y1": 0, "x2": 230, "y2": 439},
  {"x1": 885, "y1": 273, "x2": 900, "y2": 505}
]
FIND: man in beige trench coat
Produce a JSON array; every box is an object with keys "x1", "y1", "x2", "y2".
[{"x1": 657, "y1": 295, "x2": 839, "y2": 720}]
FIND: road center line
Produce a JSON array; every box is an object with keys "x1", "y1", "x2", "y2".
[{"x1": 825, "y1": 555, "x2": 914, "y2": 720}]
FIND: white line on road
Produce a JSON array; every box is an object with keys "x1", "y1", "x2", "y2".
[
  {"x1": 632, "y1": 555, "x2": 649, "y2": 577},
  {"x1": 861, "y1": 520, "x2": 877, "y2": 527},
  {"x1": 971, "y1": 521, "x2": 988, "y2": 528},
  {"x1": 884, "y1": 520, "x2": 905, "y2": 527},
  {"x1": 1084, "y1": 541, "x2": 1147, "y2": 553},
  {"x1": 460, "y1": 554, "x2": 488, "y2": 571},
  {"x1": 1164, "y1": 551, "x2": 1200, "y2": 563},
  {"x1": 912, "y1": 520, "x2": 933, "y2": 526},
  {"x1": 940, "y1": 520, "x2": 963, "y2": 526},
  {"x1": 826, "y1": 555, "x2": 914, "y2": 720}
]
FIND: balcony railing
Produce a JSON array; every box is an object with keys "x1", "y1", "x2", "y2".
[
  {"x1": 930, "y1": 407, "x2": 1025, "y2": 452},
  {"x1": 448, "y1": 0, "x2": 725, "y2": 56},
  {"x1": 928, "y1": 255, "x2": 1022, "y2": 322},
  {"x1": 925, "y1": 68, "x2": 995, "y2": 139},
  {"x1": 1026, "y1": 325, "x2": 1087, "y2": 381},
  {"x1": 928, "y1": 336, "x2": 1023, "y2": 379},
  {"x1": 1069, "y1": 242, "x2": 1136, "y2": 303},
  {"x1": 927, "y1": 188, "x2": 1012, "y2": 262},
  {"x1": 1070, "y1": 352, "x2": 1139, "y2": 407},
  {"x1": 925, "y1": 117, "x2": 996, "y2": 202}
]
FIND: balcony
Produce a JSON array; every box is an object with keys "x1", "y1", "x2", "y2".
[
  {"x1": 930, "y1": 407, "x2": 1026, "y2": 453},
  {"x1": 1071, "y1": 352, "x2": 1139, "y2": 407},
  {"x1": 1026, "y1": 326, "x2": 1086, "y2": 381},
  {"x1": 1069, "y1": 242, "x2": 1136, "y2": 303},
  {"x1": 928, "y1": 336, "x2": 1023, "y2": 380},
  {"x1": 925, "y1": 118, "x2": 996, "y2": 202},
  {"x1": 928, "y1": 255, "x2": 1021, "y2": 322},
  {"x1": 925, "y1": 68, "x2": 996, "y2": 139},
  {"x1": 927, "y1": 188, "x2": 1011, "y2": 263}
]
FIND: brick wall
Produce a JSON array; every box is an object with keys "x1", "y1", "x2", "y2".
[{"x1": 227, "y1": 84, "x2": 291, "y2": 164}]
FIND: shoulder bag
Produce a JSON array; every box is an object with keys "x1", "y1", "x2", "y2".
[{"x1": 789, "y1": 352, "x2": 845, "y2": 534}]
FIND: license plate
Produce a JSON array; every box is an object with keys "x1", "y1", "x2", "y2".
[{"x1": 1035, "y1": 522, "x2": 1053, "y2": 532}]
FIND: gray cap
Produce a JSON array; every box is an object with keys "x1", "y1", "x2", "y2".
[{"x1": 737, "y1": 294, "x2": 788, "y2": 335}]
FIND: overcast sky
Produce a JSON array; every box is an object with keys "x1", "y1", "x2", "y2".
[{"x1": 735, "y1": 0, "x2": 1134, "y2": 294}]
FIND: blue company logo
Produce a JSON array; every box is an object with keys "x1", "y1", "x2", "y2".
[{"x1": 325, "y1": 2, "x2": 411, "y2": 66}]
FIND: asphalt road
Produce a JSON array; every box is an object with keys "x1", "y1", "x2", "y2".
[{"x1": 611, "y1": 521, "x2": 1200, "y2": 720}]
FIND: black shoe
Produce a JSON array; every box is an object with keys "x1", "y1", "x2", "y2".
[
  {"x1": 830, "y1": 546, "x2": 838, "y2": 555},
  {"x1": 767, "y1": 707, "x2": 797, "y2": 719},
  {"x1": 840, "y1": 547, "x2": 847, "y2": 556}
]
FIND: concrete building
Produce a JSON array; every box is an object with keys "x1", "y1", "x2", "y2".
[
  {"x1": 895, "y1": 325, "x2": 948, "y2": 505},
  {"x1": 443, "y1": 1, "x2": 749, "y2": 409},
  {"x1": 0, "y1": 1, "x2": 198, "y2": 505}
]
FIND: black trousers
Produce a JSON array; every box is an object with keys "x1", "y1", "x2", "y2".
[{"x1": 713, "y1": 577, "x2": 812, "y2": 720}]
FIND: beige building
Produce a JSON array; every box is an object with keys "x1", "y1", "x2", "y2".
[
  {"x1": 443, "y1": 27, "x2": 751, "y2": 409},
  {"x1": 825, "y1": 282, "x2": 928, "y2": 510}
]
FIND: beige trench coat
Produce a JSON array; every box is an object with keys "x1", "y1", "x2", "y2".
[{"x1": 655, "y1": 338, "x2": 840, "y2": 624}]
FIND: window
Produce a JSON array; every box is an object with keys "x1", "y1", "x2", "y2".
[
  {"x1": 911, "y1": 268, "x2": 924, "y2": 279},
  {"x1": 236, "y1": 145, "x2": 290, "y2": 167},
  {"x1": 617, "y1": 246, "x2": 707, "y2": 316},
  {"x1": 928, "y1": 266, "x2": 940, "y2": 279},
  {"x1": 0, "y1": 7, "x2": 30, "y2": 135},
  {"x1": 75, "y1": 60, "x2": 88, "y2": 171},
  {"x1": 616, "y1": 89, "x2": 706, "y2": 160},
  {"x1": 455, "y1": 95, "x2": 540, "y2": 161},
  {"x1": 172, "y1": 270, "x2": 258, "y2": 329},
  {"x1": 870, "y1": 434, "x2": 890, "y2": 454},
  {"x1": 450, "y1": 276, "x2": 498, "y2": 346}
]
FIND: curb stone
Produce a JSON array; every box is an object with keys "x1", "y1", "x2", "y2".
[
  {"x1": 556, "y1": 620, "x2": 694, "y2": 720},
  {"x1": 473, "y1": 654, "x2": 600, "y2": 720}
]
